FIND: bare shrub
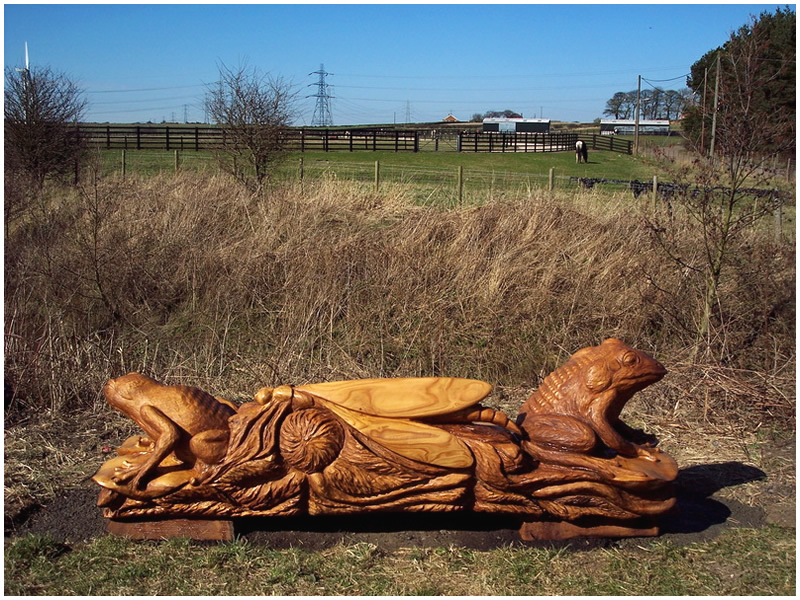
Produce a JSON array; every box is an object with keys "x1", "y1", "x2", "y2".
[
  {"x1": 4, "y1": 65, "x2": 88, "y2": 189},
  {"x1": 205, "y1": 62, "x2": 296, "y2": 191}
]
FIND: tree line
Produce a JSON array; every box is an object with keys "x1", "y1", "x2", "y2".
[
  {"x1": 602, "y1": 88, "x2": 693, "y2": 121},
  {"x1": 682, "y1": 5, "x2": 794, "y2": 155},
  {"x1": 469, "y1": 109, "x2": 523, "y2": 122}
]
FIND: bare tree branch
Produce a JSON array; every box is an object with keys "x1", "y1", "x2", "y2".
[
  {"x1": 4, "y1": 65, "x2": 88, "y2": 189},
  {"x1": 205, "y1": 62, "x2": 298, "y2": 191}
]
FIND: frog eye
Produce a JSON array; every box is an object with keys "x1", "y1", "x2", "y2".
[{"x1": 621, "y1": 351, "x2": 639, "y2": 367}]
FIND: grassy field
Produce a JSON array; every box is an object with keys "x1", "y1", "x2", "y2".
[
  {"x1": 4, "y1": 526, "x2": 795, "y2": 595},
  {"x1": 90, "y1": 139, "x2": 676, "y2": 185},
  {"x1": 4, "y1": 143, "x2": 795, "y2": 595}
]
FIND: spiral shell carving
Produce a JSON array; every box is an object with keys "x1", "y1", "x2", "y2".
[{"x1": 279, "y1": 408, "x2": 344, "y2": 473}]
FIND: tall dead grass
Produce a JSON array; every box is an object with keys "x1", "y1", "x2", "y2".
[{"x1": 4, "y1": 172, "x2": 795, "y2": 428}]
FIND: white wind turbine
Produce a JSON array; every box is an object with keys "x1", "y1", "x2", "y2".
[{"x1": 16, "y1": 41, "x2": 30, "y2": 77}]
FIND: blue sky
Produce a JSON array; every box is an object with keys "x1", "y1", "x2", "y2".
[{"x1": 4, "y1": 3, "x2": 791, "y2": 124}]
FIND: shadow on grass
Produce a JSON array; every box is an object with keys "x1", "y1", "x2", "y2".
[
  {"x1": 660, "y1": 462, "x2": 766, "y2": 535},
  {"x1": 237, "y1": 462, "x2": 766, "y2": 549}
]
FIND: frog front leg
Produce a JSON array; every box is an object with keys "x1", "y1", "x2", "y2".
[
  {"x1": 590, "y1": 414, "x2": 657, "y2": 461},
  {"x1": 112, "y1": 405, "x2": 182, "y2": 490}
]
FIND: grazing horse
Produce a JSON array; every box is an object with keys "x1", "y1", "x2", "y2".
[{"x1": 575, "y1": 140, "x2": 589, "y2": 163}]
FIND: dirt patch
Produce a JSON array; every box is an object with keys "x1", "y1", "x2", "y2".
[{"x1": 8, "y1": 459, "x2": 781, "y2": 551}]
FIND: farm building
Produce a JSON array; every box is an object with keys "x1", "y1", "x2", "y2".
[
  {"x1": 442, "y1": 114, "x2": 459, "y2": 123},
  {"x1": 600, "y1": 119, "x2": 670, "y2": 135},
  {"x1": 482, "y1": 118, "x2": 551, "y2": 133}
]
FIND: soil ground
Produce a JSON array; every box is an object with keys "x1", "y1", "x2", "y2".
[{"x1": 8, "y1": 449, "x2": 792, "y2": 552}]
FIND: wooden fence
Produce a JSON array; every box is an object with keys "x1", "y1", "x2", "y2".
[
  {"x1": 75, "y1": 125, "x2": 633, "y2": 155},
  {"x1": 590, "y1": 134, "x2": 633, "y2": 155},
  {"x1": 75, "y1": 125, "x2": 420, "y2": 152},
  {"x1": 456, "y1": 131, "x2": 632, "y2": 155},
  {"x1": 457, "y1": 131, "x2": 577, "y2": 153}
]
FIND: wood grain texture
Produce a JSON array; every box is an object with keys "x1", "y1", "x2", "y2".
[
  {"x1": 95, "y1": 340, "x2": 680, "y2": 541},
  {"x1": 321, "y1": 401, "x2": 474, "y2": 469},
  {"x1": 106, "y1": 518, "x2": 233, "y2": 541},
  {"x1": 296, "y1": 377, "x2": 492, "y2": 417},
  {"x1": 519, "y1": 519, "x2": 659, "y2": 541}
]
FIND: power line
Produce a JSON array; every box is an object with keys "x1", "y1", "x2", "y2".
[
  {"x1": 334, "y1": 65, "x2": 690, "y2": 80},
  {"x1": 642, "y1": 74, "x2": 689, "y2": 84},
  {"x1": 90, "y1": 94, "x2": 203, "y2": 106},
  {"x1": 89, "y1": 84, "x2": 205, "y2": 94}
]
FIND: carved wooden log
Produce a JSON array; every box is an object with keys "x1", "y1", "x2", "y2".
[{"x1": 93, "y1": 338, "x2": 679, "y2": 540}]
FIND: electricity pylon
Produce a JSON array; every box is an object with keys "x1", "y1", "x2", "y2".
[{"x1": 308, "y1": 64, "x2": 333, "y2": 127}]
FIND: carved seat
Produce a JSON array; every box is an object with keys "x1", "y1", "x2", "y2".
[{"x1": 94, "y1": 339, "x2": 678, "y2": 541}]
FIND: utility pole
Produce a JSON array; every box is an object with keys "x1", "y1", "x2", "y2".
[
  {"x1": 634, "y1": 75, "x2": 641, "y2": 155},
  {"x1": 709, "y1": 51, "x2": 721, "y2": 158},
  {"x1": 700, "y1": 67, "x2": 708, "y2": 154},
  {"x1": 308, "y1": 64, "x2": 334, "y2": 127}
]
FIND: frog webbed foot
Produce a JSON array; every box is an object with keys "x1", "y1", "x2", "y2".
[{"x1": 111, "y1": 461, "x2": 149, "y2": 489}]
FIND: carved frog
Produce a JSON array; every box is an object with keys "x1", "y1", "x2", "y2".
[
  {"x1": 103, "y1": 373, "x2": 236, "y2": 489},
  {"x1": 518, "y1": 338, "x2": 666, "y2": 459}
]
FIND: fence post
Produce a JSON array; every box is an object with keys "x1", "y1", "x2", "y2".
[
  {"x1": 121, "y1": 149, "x2": 126, "y2": 179},
  {"x1": 298, "y1": 157, "x2": 304, "y2": 182},
  {"x1": 549, "y1": 167, "x2": 554, "y2": 191},
  {"x1": 375, "y1": 160, "x2": 380, "y2": 192},
  {"x1": 457, "y1": 165, "x2": 463, "y2": 203},
  {"x1": 774, "y1": 199, "x2": 783, "y2": 241},
  {"x1": 174, "y1": 150, "x2": 180, "y2": 172},
  {"x1": 652, "y1": 175, "x2": 658, "y2": 212}
]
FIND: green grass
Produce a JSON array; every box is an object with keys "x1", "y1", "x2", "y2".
[
  {"x1": 91, "y1": 144, "x2": 669, "y2": 185},
  {"x1": 291, "y1": 147, "x2": 660, "y2": 180},
  {"x1": 5, "y1": 526, "x2": 795, "y2": 595}
]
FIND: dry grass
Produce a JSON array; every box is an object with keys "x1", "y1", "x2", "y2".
[
  {"x1": 6, "y1": 171, "x2": 793, "y2": 414},
  {"x1": 4, "y1": 170, "x2": 795, "y2": 520}
]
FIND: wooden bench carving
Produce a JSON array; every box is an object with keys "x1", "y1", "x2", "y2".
[{"x1": 93, "y1": 339, "x2": 678, "y2": 541}]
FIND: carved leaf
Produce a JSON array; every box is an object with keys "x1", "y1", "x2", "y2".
[
  {"x1": 222, "y1": 401, "x2": 289, "y2": 465},
  {"x1": 216, "y1": 471, "x2": 305, "y2": 512}
]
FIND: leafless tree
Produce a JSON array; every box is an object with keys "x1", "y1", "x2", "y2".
[
  {"x1": 647, "y1": 17, "x2": 794, "y2": 360},
  {"x1": 4, "y1": 65, "x2": 88, "y2": 189},
  {"x1": 205, "y1": 63, "x2": 297, "y2": 190}
]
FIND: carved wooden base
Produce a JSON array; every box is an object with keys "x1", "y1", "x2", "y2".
[
  {"x1": 94, "y1": 340, "x2": 681, "y2": 543},
  {"x1": 106, "y1": 518, "x2": 234, "y2": 541},
  {"x1": 104, "y1": 515, "x2": 660, "y2": 543},
  {"x1": 519, "y1": 519, "x2": 659, "y2": 541}
]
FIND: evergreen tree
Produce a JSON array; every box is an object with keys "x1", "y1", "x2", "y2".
[{"x1": 683, "y1": 6, "x2": 795, "y2": 154}]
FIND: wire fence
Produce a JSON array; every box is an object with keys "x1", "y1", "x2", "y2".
[{"x1": 90, "y1": 149, "x2": 795, "y2": 210}]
